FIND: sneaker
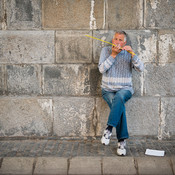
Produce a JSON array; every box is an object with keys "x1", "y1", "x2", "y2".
[
  {"x1": 117, "y1": 140, "x2": 126, "y2": 156},
  {"x1": 101, "y1": 129, "x2": 112, "y2": 145}
]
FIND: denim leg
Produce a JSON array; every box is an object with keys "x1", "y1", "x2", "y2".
[{"x1": 102, "y1": 89, "x2": 132, "y2": 140}]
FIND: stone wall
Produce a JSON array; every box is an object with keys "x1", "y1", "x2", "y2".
[{"x1": 0, "y1": 0, "x2": 175, "y2": 139}]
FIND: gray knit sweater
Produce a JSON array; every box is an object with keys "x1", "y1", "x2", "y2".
[{"x1": 98, "y1": 46, "x2": 144, "y2": 94}]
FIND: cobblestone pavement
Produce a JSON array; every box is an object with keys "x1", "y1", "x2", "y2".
[{"x1": 0, "y1": 137, "x2": 175, "y2": 157}]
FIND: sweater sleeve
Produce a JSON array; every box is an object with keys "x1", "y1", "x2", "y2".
[
  {"x1": 98, "y1": 47, "x2": 115, "y2": 74},
  {"x1": 132, "y1": 55, "x2": 144, "y2": 72}
]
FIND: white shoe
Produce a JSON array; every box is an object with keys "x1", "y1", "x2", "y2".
[
  {"x1": 117, "y1": 140, "x2": 126, "y2": 156},
  {"x1": 101, "y1": 129, "x2": 112, "y2": 145}
]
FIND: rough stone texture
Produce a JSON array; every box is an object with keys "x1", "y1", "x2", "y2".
[
  {"x1": 160, "y1": 97, "x2": 175, "y2": 138},
  {"x1": 126, "y1": 97, "x2": 160, "y2": 136},
  {"x1": 0, "y1": 98, "x2": 53, "y2": 137},
  {"x1": 103, "y1": 157, "x2": 136, "y2": 175},
  {"x1": 34, "y1": 157, "x2": 67, "y2": 175},
  {"x1": 56, "y1": 31, "x2": 92, "y2": 63},
  {"x1": 53, "y1": 97, "x2": 95, "y2": 137},
  {"x1": 144, "y1": 64, "x2": 175, "y2": 96},
  {"x1": 145, "y1": 0, "x2": 175, "y2": 29},
  {"x1": 0, "y1": 65, "x2": 5, "y2": 95},
  {"x1": 69, "y1": 157, "x2": 101, "y2": 175},
  {"x1": 158, "y1": 30, "x2": 175, "y2": 63},
  {"x1": 137, "y1": 157, "x2": 173, "y2": 175},
  {"x1": 107, "y1": 0, "x2": 142, "y2": 29},
  {"x1": 0, "y1": 157, "x2": 34, "y2": 174},
  {"x1": 7, "y1": 65, "x2": 41, "y2": 95},
  {"x1": 6, "y1": 0, "x2": 41, "y2": 29},
  {"x1": 0, "y1": 31, "x2": 54, "y2": 64},
  {"x1": 0, "y1": 0, "x2": 3, "y2": 30},
  {"x1": 43, "y1": 65, "x2": 89, "y2": 96},
  {"x1": 96, "y1": 97, "x2": 160, "y2": 137},
  {"x1": 93, "y1": 30, "x2": 157, "y2": 64},
  {"x1": 42, "y1": 0, "x2": 103, "y2": 29}
]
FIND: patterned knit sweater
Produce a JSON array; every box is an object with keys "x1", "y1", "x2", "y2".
[{"x1": 98, "y1": 46, "x2": 144, "y2": 94}]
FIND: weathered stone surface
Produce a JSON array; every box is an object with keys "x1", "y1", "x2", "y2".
[
  {"x1": 0, "y1": 0, "x2": 3, "y2": 30},
  {"x1": 0, "y1": 157, "x2": 34, "y2": 174},
  {"x1": 96, "y1": 97, "x2": 160, "y2": 136},
  {"x1": 158, "y1": 30, "x2": 175, "y2": 63},
  {"x1": 160, "y1": 97, "x2": 175, "y2": 138},
  {"x1": 144, "y1": 64, "x2": 175, "y2": 96},
  {"x1": 7, "y1": 65, "x2": 41, "y2": 95},
  {"x1": 126, "y1": 97, "x2": 160, "y2": 136},
  {"x1": 53, "y1": 97, "x2": 95, "y2": 137},
  {"x1": 93, "y1": 30, "x2": 157, "y2": 63},
  {"x1": 103, "y1": 157, "x2": 136, "y2": 175},
  {"x1": 0, "y1": 65, "x2": 5, "y2": 95},
  {"x1": 34, "y1": 157, "x2": 67, "y2": 175},
  {"x1": 137, "y1": 157, "x2": 173, "y2": 175},
  {"x1": 56, "y1": 31, "x2": 92, "y2": 63},
  {"x1": 107, "y1": 0, "x2": 142, "y2": 29},
  {"x1": 0, "y1": 98, "x2": 53, "y2": 137},
  {"x1": 145, "y1": 0, "x2": 175, "y2": 28},
  {"x1": 43, "y1": 65, "x2": 90, "y2": 96},
  {"x1": 6, "y1": 0, "x2": 41, "y2": 29},
  {"x1": 42, "y1": 0, "x2": 103, "y2": 29},
  {"x1": 69, "y1": 157, "x2": 101, "y2": 175},
  {"x1": 0, "y1": 31, "x2": 54, "y2": 64}
]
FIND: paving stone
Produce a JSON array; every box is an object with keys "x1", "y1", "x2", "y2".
[
  {"x1": 42, "y1": 0, "x2": 103, "y2": 29},
  {"x1": 0, "y1": 98, "x2": 53, "y2": 137},
  {"x1": 137, "y1": 157, "x2": 173, "y2": 175},
  {"x1": 69, "y1": 157, "x2": 101, "y2": 175},
  {"x1": 43, "y1": 65, "x2": 90, "y2": 96},
  {"x1": 144, "y1": 0, "x2": 175, "y2": 28},
  {"x1": 34, "y1": 157, "x2": 67, "y2": 175},
  {"x1": 103, "y1": 157, "x2": 136, "y2": 175},
  {"x1": 6, "y1": 0, "x2": 41, "y2": 29},
  {"x1": 158, "y1": 30, "x2": 175, "y2": 63},
  {"x1": 0, "y1": 157, "x2": 34, "y2": 174},
  {"x1": 0, "y1": 31, "x2": 54, "y2": 63},
  {"x1": 107, "y1": 0, "x2": 142, "y2": 29},
  {"x1": 53, "y1": 97, "x2": 95, "y2": 137},
  {"x1": 93, "y1": 30, "x2": 157, "y2": 64},
  {"x1": 160, "y1": 97, "x2": 175, "y2": 138},
  {"x1": 56, "y1": 30, "x2": 92, "y2": 63},
  {"x1": 144, "y1": 63, "x2": 175, "y2": 96},
  {"x1": 6, "y1": 65, "x2": 41, "y2": 95}
]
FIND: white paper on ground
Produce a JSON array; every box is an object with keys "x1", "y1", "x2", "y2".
[{"x1": 145, "y1": 149, "x2": 165, "y2": 156}]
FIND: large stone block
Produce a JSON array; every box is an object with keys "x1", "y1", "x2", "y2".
[
  {"x1": 53, "y1": 97, "x2": 95, "y2": 137},
  {"x1": 56, "y1": 31, "x2": 92, "y2": 63},
  {"x1": 0, "y1": 157, "x2": 34, "y2": 175},
  {"x1": 144, "y1": 64, "x2": 175, "y2": 96},
  {"x1": 7, "y1": 65, "x2": 41, "y2": 95},
  {"x1": 0, "y1": 0, "x2": 3, "y2": 30},
  {"x1": 160, "y1": 97, "x2": 175, "y2": 138},
  {"x1": 69, "y1": 157, "x2": 101, "y2": 175},
  {"x1": 158, "y1": 30, "x2": 175, "y2": 63},
  {"x1": 6, "y1": 0, "x2": 41, "y2": 29},
  {"x1": 93, "y1": 30, "x2": 157, "y2": 63},
  {"x1": 43, "y1": 65, "x2": 90, "y2": 96},
  {"x1": 96, "y1": 97, "x2": 160, "y2": 136},
  {"x1": 0, "y1": 31, "x2": 54, "y2": 64},
  {"x1": 42, "y1": 0, "x2": 103, "y2": 29},
  {"x1": 126, "y1": 97, "x2": 160, "y2": 136},
  {"x1": 107, "y1": 0, "x2": 142, "y2": 29},
  {"x1": 34, "y1": 157, "x2": 67, "y2": 175},
  {"x1": 0, "y1": 98, "x2": 53, "y2": 137},
  {"x1": 144, "y1": 0, "x2": 175, "y2": 28}
]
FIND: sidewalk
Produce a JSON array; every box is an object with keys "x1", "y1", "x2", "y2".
[{"x1": 0, "y1": 137, "x2": 174, "y2": 175}]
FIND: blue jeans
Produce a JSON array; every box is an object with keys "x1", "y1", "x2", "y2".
[{"x1": 102, "y1": 89, "x2": 132, "y2": 140}]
